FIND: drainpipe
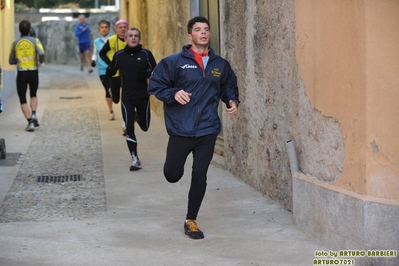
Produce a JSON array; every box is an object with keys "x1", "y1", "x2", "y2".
[{"x1": 286, "y1": 140, "x2": 299, "y2": 174}]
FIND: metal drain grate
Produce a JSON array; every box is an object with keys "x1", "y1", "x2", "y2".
[
  {"x1": 0, "y1": 153, "x2": 22, "y2": 166},
  {"x1": 59, "y1": 96, "x2": 82, "y2": 100},
  {"x1": 37, "y1": 174, "x2": 82, "y2": 183}
]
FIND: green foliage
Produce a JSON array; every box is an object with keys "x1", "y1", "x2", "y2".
[
  {"x1": 15, "y1": 0, "x2": 35, "y2": 8},
  {"x1": 35, "y1": 0, "x2": 67, "y2": 8},
  {"x1": 58, "y1": 3, "x2": 80, "y2": 8},
  {"x1": 14, "y1": 3, "x2": 31, "y2": 11}
]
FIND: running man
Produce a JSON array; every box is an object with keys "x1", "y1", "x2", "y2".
[
  {"x1": 9, "y1": 20, "x2": 45, "y2": 132},
  {"x1": 100, "y1": 19, "x2": 128, "y2": 135},
  {"x1": 106, "y1": 27, "x2": 156, "y2": 171},
  {"x1": 148, "y1": 16, "x2": 239, "y2": 239},
  {"x1": 92, "y1": 20, "x2": 115, "y2": 120},
  {"x1": 74, "y1": 14, "x2": 93, "y2": 73}
]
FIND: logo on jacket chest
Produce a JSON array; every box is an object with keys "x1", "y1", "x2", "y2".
[
  {"x1": 180, "y1": 64, "x2": 197, "y2": 69},
  {"x1": 212, "y1": 68, "x2": 221, "y2": 77}
]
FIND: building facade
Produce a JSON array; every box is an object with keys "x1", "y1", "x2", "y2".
[
  {"x1": 2, "y1": 0, "x2": 398, "y2": 264},
  {"x1": 121, "y1": 1, "x2": 398, "y2": 263}
]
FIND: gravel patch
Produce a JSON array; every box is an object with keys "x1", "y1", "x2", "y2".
[{"x1": 0, "y1": 107, "x2": 106, "y2": 222}]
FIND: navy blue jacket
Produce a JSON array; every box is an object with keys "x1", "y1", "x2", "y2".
[{"x1": 148, "y1": 44, "x2": 239, "y2": 137}]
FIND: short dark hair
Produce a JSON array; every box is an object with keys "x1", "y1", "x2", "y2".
[
  {"x1": 126, "y1": 27, "x2": 141, "y2": 38},
  {"x1": 187, "y1": 16, "x2": 210, "y2": 34},
  {"x1": 19, "y1": 20, "x2": 31, "y2": 36},
  {"x1": 99, "y1": 20, "x2": 110, "y2": 27}
]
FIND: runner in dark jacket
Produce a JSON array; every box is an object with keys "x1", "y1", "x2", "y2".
[
  {"x1": 148, "y1": 44, "x2": 239, "y2": 137},
  {"x1": 148, "y1": 16, "x2": 239, "y2": 240},
  {"x1": 107, "y1": 27, "x2": 156, "y2": 171}
]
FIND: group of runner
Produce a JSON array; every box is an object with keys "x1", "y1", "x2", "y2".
[{"x1": 8, "y1": 15, "x2": 240, "y2": 240}]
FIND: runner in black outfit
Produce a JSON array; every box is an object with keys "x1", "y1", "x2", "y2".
[{"x1": 106, "y1": 27, "x2": 156, "y2": 171}]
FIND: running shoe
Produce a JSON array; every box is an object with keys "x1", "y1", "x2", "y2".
[
  {"x1": 130, "y1": 153, "x2": 142, "y2": 171},
  {"x1": 184, "y1": 219, "x2": 204, "y2": 239},
  {"x1": 25, "y1": 122, "x2": 35, "y2": 132},
  {"x1": 109, "y1": 112, "x2": 115, "y2": 120},
  {"x1": 31, "y1": 115, "x2": 40, "y2": 127},
  {"x1": 80, "y1": 64, "x2": 84, "y2": 71},
  {"x1": 88, "y1": 68, "x2": 93, "y2": 74}
]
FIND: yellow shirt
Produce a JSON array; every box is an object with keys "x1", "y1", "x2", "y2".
[
  {"x1": 9, "y1": 36, "x2": 45, "y2": 71},
  {"x1": 107, "y1": 35, "x2": 126, "y2": 77}
]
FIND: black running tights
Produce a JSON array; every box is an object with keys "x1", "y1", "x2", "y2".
[
  {"x1": 163, "y1": 134, "x2": 217, "y2": 220},
  {"x1": 110, "y1": 76, "x2": 121, "y2": 103},
  {"x1": 121, "y1": 97, "x2": 150, "y2": 157}
]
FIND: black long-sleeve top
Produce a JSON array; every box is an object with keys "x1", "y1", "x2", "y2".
[{"x1": 106, "y1": 44, "x2": 157, "y2": 99}]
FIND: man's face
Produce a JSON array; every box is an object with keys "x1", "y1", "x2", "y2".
[
  {"x1": 116, "y1": 24, "x2": 128, "y2": 39},
  {"x1": 188, "y1": 22, "x2": 211, "y2": 46},
  {"x1": 125, "y1": 29, "x2": 140, "y2": 48},
  {"x1": 99, "y1": 23, "x2": 110, "y2": 37},
  {"x1": 79, "y1": 16, "x2": 85, "y2": 24}
]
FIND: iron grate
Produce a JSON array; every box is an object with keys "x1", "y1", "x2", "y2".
[
  {"x1": 59, "y1": 96, "x2": 82, "y2": 100},
  {"x1": 0, "y1": 153, "x2": 22, "y2": 167},
  {"x1": 37, "y1": 174, "x2": 82, "y2": 183}
]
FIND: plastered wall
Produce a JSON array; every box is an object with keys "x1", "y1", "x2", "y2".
[
  {"x1": 0, "y1": 0, "x2": 15, "y2": 102},
  {"x1": 220, "y1": 0, "x2": 344, "y2": 209},
  {"x1": 296, "y1": 0, "x2": 399, "y2": 200},
  {"x1": 121, "y1": 0, "x2": 191, "y2": 116}
]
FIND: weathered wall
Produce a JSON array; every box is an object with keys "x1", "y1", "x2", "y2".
[
  {"x1": 364, "y1": 1, "x2": 399, "y2": 199},
  {"x1": 296, "y1": 0, "x2": 399, "y2": 200},
  {"x1": 39, "y1": 12, "x2": 119, "y2": 66},
  {"x1": 220, "y1": 0, "x2": 344, "y2": 209},
  {"x1": 122, "y1": 0, "x2": 190, "y2": 116},
  {"x1": 1, "y1": 0, "x2": 15, "y2": 102}
]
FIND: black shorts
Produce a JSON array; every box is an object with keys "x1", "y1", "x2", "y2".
[{"x1": 16, "y1": 70, "x2": 39, "y2": 104}]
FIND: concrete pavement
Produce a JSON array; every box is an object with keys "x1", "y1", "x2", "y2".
[{"x1": 0, "y1": 64, "x2": 328, "y2": 265}]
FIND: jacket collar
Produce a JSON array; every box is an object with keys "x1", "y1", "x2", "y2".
[
  {"x1": 124, "y1": 44, "x2": 142, "y2": 54},
  {"x1": 182, "y1": 44, "x2": 215, "y2": 59}
]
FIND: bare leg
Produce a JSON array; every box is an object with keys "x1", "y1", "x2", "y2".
[
  {"x1": 85, "y1": 50, "x2": 91, "y2": 68},
  {"x1": 106, "y1": 97, "x2": 113, "y2": 113},
  {"x1": 20, "y1": 103, "x2": 31, "y2": 119},
  {"x1": 79, "y1": 53, "x2": 84, "y2": 70},
  {"x1": 30, "y1": 96, "x2": 37, "y2": 113}
]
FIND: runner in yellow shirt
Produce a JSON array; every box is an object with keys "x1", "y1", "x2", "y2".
[{"x1": 9, "y1": 20, "x2": 45, "y2": 132}]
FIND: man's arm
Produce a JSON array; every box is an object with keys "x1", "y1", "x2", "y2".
[
  {"x1": 8, "y1": 42, "x2": 17, "y2": 65},
  {"x1": 220, "y1": 60, "x2": 240, "y2": 108},
  {"x1": 74, "y1": 24, "x2": 83, "y2": 37},
  {"x1": 99, "y1": 41, "x2": 111, "y2": 66},
  {"x1": 148, "y1": 58, "x2": 180, "y2": 105},
  {"x1": 105, "y1": 52, "x2": 119, "y2": 77},
  {"x1": 35, "y1": 38, "x2": 45, "y2": 64},
  {"x1": 91, "y1": 45, "x2": 97, "y2": 67},
  {"x1": 141, "y1": 49, "x2": 157, "y2": 78}
]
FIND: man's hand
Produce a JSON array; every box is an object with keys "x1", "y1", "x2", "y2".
[
  {"x1": 226, "y1": 100, "x2": 238, "y2": 115},
  {"x1": 91, "y1": 60, "x2": 96, "y2": 67},
  {"x1": 174, "y1": 90, "x2": 192, "y2": 105},
  {"x1": 106, "y1": 66, "x2": 117, "y2": 77}
]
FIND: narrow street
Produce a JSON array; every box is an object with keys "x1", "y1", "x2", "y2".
[{"x1": 0, "y1": 64, "x2": 327, "y2": 265}]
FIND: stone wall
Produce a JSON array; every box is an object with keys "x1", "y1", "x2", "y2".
[
  {"x1": 220, "y1": 0, "x2": 344, "y2": 210},
  {"x1": 15, "y1": 11, "x2": 119, "y2": 65}
]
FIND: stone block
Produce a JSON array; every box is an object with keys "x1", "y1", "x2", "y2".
[{"x1": 293, "y1": 172, "x2": 399, "y2": 266}]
